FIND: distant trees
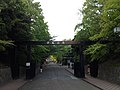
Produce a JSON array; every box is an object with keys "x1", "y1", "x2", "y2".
[
  {"x1": 74, "y1": 0, "x2": 120, "y2": 63},
  {"x1": 50, "y1": 45, "x2": 72, "y2": 64}
]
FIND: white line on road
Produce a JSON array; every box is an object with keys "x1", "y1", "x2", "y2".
[{"x1": 70, "y1": 76, "x2": 78, "y2": 80}]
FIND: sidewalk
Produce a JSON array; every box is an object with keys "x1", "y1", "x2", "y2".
[
  {"x1": 0, "y1": 79, "x2": 27, "y2": 90},
  {"x1": 64, "y1": 66, "x2": 120, "y2": 90},
  {"x1": 0, "y1": 64, "x2": 47, "y2": 90}
]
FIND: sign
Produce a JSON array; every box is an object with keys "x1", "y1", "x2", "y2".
[
  {"x1": 26, "y1": 62, "x2": 30, "y2": 66},
  {"x1": 45, "y1": 41, "x2": 80, "y2": 45}
]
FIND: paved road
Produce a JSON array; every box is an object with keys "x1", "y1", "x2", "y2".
[{"x1": 19, "y1": 64, "x2": 100, "y2": 90}]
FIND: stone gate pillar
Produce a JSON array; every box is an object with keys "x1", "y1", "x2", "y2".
[
  {"x1": 26, "y1": 45, "x2": 32, "y2": 79},
  {"x1": 79, "y1": 43, "x2": 85, "y2": 78},
  {"x1": 74, "y1": 43, "x2": 85, "y2": 78}
]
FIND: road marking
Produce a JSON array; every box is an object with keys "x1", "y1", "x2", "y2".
[{"x1": 70, "y1": 76, "x2": 78, "y2": 80}]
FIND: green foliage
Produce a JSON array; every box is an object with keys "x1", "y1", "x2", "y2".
[
  {"x1": 32, "y1": 46, "x2": 50, "y2": 63},
  {"x1": 49, "y1": 55, "x2": 57, "y2": 63},
  {"x1": 71, "y1": 44, "x2": 79, "y2": 62},
  {"x1": 73, "y1": 54, "x2": 79, "y2": 62},
  {"x1": 0, "y1": 40, "x2": 14, "y2": 46},
  {"x1": 99, "y1": 0, "x2": 120, "y2": 39},
  {"x1": 74, "y1": 30, "x2": 90, "y2": 41},
  {"x1": 74, "y1": 0, "x2": 120, "y2": 63},
  {"x1": 29, "y1": 1, "x2": 51, "y2": 63},
  {"x1": 0, "y1": 0, "x2": 51, "y2": 65},
  {"x1": 79, "y1": 0, "x2": 101, "y2": 38},
  {"x1": 51, "y1": 45, "x2": 72, "y2": 63},
  {"x1": 0, "y1": 40, "x2": 14, "y2": 52},
  {"x1": 0, "y1": 0, "x2": 32, "y2": 41},
  {"x1": 0, "y1": 0, "x2": 33, "y2": 65},
  {"x1": 84, "y1": 43, "x2": 109, "y2": 62}
]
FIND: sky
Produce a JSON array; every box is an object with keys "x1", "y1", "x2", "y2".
[{"x1": 34, "y1": 0, "x2": 85, "y2": 41}]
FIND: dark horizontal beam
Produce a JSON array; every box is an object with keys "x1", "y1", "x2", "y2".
[
  {"x1": 14, "y1": 39, "x2": 120, "y2": 46},
  {"x1": 14, "y1": 41, "x2": 80, "y2": 45}
]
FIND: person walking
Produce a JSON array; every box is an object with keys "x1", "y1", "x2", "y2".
[{"x1": 40, "y1": 64, "x2": 43, "y2": 73}]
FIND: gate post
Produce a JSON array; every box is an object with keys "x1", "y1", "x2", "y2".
[
  {"x1": 79, "y1": 43, "x2": 85, "y2": 78},
  {"x1": 10, "y1": 46, "x2": 19, "y2": 79},
  {"x1": 26, "y1": 45, "x2": 32, "y2": 80},
  {"x1": 73, "y1": 44, "x2": 85, "y2": 78}
]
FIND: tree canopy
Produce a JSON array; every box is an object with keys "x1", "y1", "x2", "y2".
[
  {"x1": 74, "y1": 0, "x2": 120, "y2": 63},
  {"x1": 0, "y1": 0, "x2": 51, "y2": 65}
]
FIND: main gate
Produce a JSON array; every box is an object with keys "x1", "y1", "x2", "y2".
[{"x1": 13, "y1": 40, "x2": 86, "y2": 79}]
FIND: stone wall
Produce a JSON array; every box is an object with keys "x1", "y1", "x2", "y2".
[
  {"x1": 0, "y1": 67, "x2": 12, "y2": 85},
  {"x1": 98, "y1": 59, "x2": 120, "y2": 85}
]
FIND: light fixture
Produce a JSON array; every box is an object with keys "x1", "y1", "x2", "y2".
[{"x1": 114, "y1": 27, "x2": 120, "y2": 33}]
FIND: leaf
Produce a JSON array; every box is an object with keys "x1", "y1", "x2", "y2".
[{"x1": 0, "y1": 40, "x2": 14, "y2": 46}]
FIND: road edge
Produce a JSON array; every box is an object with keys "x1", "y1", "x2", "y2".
[{"x1": 65, "y1": 68, "x2": 103, "y2": 90}]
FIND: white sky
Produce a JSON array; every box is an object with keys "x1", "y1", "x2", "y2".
[{"x1": 34, "y1": 0, "x2": 85, "y2": 41}]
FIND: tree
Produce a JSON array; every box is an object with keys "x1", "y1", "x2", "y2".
[
  {"x1": 50, "y1": 45, "x2": 72, "y2": 64},
  {"x1": 0, "y1": 0, "x2": 51, "y2": 66},
  {"x1": 74, "y1": 0, "x2": 103, "y2": 63},
  {"x1": 74, "y1": 0, "x2": 120, "y2": 63},
  {"x1": 75, "y1": 0, "x2": 102, "y2": 41},
  {"x1": 29, "y1": 1, "x2": 51, "y2": 63}
]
